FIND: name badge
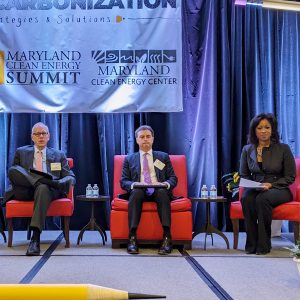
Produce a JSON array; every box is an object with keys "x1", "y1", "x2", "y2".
[
  {"x1": 50, "y1": 162, "x2": 62, "y2": 171},
  {"x1": 154, "y1": 159, "x2": 165, "y2": 170}
]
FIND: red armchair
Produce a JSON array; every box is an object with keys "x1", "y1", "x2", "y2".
[
  {"x1": 230, "y1": 157, "x2": 300, "y2": 249},
  {"x1": 110, "y1": 155, "x2": 192, "y2": 250},
  {"x1": 5, "y1": 158, "x2": 74, "y2": 248}
]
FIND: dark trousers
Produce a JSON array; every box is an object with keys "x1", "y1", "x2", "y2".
[
  {"x1": 7, "y1": 166, "x2": 62, "y2": 232},
  {"x1": 128, "y1": 188, "x2": 171, "y2": 233},
  {"x1": 241, "y1": 188, "x2": 292, "y2": 252}
]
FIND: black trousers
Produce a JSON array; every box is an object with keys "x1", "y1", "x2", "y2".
[
  {"x1": 7, "y1": 166, "x2": 63, "y2": 232},
  {"x1": 241, "y1": 188, "x2": 292, "y2": 252},
  {"x1": 128, "y1": 188, "x2": 171, "y2": 233}
]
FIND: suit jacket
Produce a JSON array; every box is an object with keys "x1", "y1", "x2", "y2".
[
  {"x1": 2, "y1": 145, "x2": 75, "y2": 205},
  {"x1": 12, "y1": 145, "x2": 75, "y2": 182},
  {"x1": 120, "y1": 151, "x2": 177, "y2": 196},
  {"x1": 239, "y1": 143, "x2": 296, "y2": 189}
]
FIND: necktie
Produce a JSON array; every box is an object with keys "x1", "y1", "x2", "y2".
[
  {"x1": 143, "y1": 153, "x2": 154, "y2": 195},
  {"x1": 36, "y1": 151, "x2": 43, "y2": 172}
]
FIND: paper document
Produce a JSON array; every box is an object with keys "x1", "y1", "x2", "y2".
[
  {"x1": 30, "y1": 169, "x2": 53, "y2": 180},
  {"x1": 133, "y1": 182, "x2": 167, "y2": 188},
  {"x1": 239, "y1": 178, "x2": 264, "y2": 189}
]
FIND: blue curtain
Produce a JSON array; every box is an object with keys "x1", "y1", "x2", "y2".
[{"x1": 1, "y1": 1, "x2": 300, "y2": 232}]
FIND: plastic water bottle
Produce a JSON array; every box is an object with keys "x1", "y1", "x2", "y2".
[
  {"x1": 210, "y1": 184, "x2": 217, "y2": 199},
  {"x1": 201, "y1": 184, "x2": 208, "y2": 199},
  {"x1": 86, "y1": 184, "x2": 93, "y2": 197},
  {"x1": 92, "y1": 184, "x2": 99, "y2": 198}
]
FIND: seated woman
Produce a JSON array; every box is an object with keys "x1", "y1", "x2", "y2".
[{"x1": 240, "y1": 113, "x2": 296, "y2": 255}]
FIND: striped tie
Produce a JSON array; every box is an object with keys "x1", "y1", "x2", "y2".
[{"x1": 36, "y1": 151, "x2": 43, "y2": 172}]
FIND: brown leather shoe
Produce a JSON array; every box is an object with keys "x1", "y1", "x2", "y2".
[
  {"x1": 158, "y1": 236, "x2": 172, "y2": 255},
  {"x1": 127, "y1": 236, "x2": 139, "y2": 254}
]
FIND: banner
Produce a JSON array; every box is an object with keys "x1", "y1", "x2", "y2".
[{"x1": 0, "y1": 0, "x2": 182, "y2": 113}]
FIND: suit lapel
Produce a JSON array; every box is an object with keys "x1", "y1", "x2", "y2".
[
  {"x1": 28, "y1": 147, "x2": 34, "y2": 169},
  {"x1": 46, "y1": 148, "x2": 53, "y2": 173},
  {"x1": 249, "y1": 145, "x2": 262, "y2": 173},
  {"x1": 133, "y1": 152, "x2": 141, "y2": 179},
  {"x1": 249, "y1": 146, "x2": 257, "y2": 163},
  {"x1": 152, "y1": 151, "x2": 160, "y2": 180}
]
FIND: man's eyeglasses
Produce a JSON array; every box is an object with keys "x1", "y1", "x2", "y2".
[{"x1": 33, "y1": 132, "x2": 48, "y2": 137}]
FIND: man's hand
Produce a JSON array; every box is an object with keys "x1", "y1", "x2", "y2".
[
  {"x1": 261, "y1": 182, "x2": 272, "y2": 190},
  {"x1": 157, "y1": 182, "x2": 168, "y2": 187},
  {"x1": 132, "y1": 182, "x2": 142, "y2": 188}
]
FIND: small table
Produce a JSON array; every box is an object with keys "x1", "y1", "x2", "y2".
[
  {"x1": 191, "y1": 196, "x2": 229, "y2": 250},
  {"x1": 76, "y1": 195, "x2": 110, "y2": 245},
  {"x1": 0, "y1": 197, "x2": 7, "y2": 243}
]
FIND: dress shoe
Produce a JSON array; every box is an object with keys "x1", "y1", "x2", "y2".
[
  {"x1": 127, "y1": 236, "x2": 139, "y2": 254},
  {"x1": 59, "y1": 180, "x2": 71, "y2": 194},
  {"x1": 26, "y1": 240, "x2": 40, "y2": 256},
  {"x1": 256, "y1": 250, "x2": 270, "y2": 255},
  {"x1": 246, "y1": 250, "x2": 256, "y2": 255},
  {"x1": 158, "y1": 236, "x2": 172, "y2": 255},
  {"x1": 53, "y1": 179, "x2": 71, "y2": 194}
]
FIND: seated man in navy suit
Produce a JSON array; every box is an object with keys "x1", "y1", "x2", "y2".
[
  {"x1": 4, "y1": 122, "x2": 75, "y2": 256},
  {"x1": 120, "y1": 125, "x2": 177, "y2": 255}
]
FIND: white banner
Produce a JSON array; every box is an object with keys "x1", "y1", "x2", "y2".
[{"x1": 0, "y1": 0, "x2": 182, "y2": 113}]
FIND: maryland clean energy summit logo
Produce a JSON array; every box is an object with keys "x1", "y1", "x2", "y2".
[{"x1": 0, "y1": 50, "x2": 81, "y2": 85}]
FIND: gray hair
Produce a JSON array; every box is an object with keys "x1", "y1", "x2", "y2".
[{"x1": 31, "y1": 122, "x2": 49, "y2": 134}]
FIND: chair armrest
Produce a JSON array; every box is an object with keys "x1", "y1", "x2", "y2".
[
  {"x1": 238, "y1": 187, "x2": 244, "y2": 201},
  {"x1": 295, "y1": 187, "x2": 300, "y2": 202},
  {"x1": 67, "y1": 185, "x2": 74, "y2": 200}
]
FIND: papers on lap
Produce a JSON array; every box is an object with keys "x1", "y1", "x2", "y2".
[
  {"x1": 134, "y1": 182, "x2": 167, "y2": 188},
  {"x1": 30, "y1": 169, "x2": 53, "y2": 180},
  {"x1": 239, "y1": 178, "x2": 264, "y2": 189}
]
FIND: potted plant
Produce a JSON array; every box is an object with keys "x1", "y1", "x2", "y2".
[
  {"x1": 221, "y1": 171, "x2": 240, "y2": 202},
  {"x1": 284, "y1": 241, "x2": 300, "y2": 273}
]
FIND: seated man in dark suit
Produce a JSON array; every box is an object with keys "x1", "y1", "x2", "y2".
[
  {"x1": 4, "y1": 122, "x2": 75, "y2": 256},
  {"x1": 120, "y1": 125, "x2": 177, "y2": 255}
]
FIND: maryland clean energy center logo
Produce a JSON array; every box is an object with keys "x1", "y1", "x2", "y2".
[
  {"x1": 91, "y1": 49, "x2": 178, "y2": 86},
  {"x1": 92, "y1": 50, "x2": 176, "y2": 64},
  {"x1": 0, "y1": 51, "x2": 4, "y2": 84}
]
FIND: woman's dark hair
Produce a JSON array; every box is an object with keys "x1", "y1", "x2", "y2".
[{"x1": 247, "y1": 113, "x2": 280, "y2": 145}]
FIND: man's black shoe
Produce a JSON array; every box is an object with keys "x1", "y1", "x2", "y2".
[
  {"x1": 158, "y1": 236, "x2": 172, "y2": 255},
  {"x1": 127, "y1": 236, "x2": 139, "y2": 254},
  {"x1": 26, "y1": 240, "x2": 40, "y2": 256},
  {"x1": 245, "y1": 248, "x2": 256, "y2": 254}
]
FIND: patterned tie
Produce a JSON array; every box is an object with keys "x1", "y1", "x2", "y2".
[
  {"x1": 36, "y1": 151, "x2": 43, "y2": 172},
  {"x1": 143, "y1": 153, "x2": 154, "y2": 195}
]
